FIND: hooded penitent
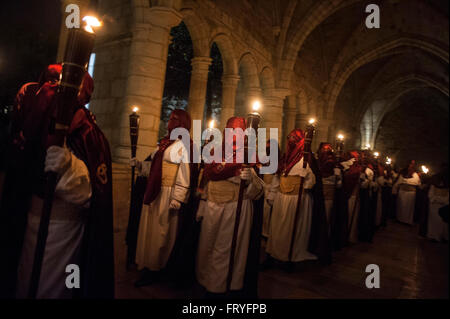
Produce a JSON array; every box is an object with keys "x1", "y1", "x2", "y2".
[
  {"x1": 318, "y1": 142, "x2": 335, "y2": 178},
  {"x1": 279, "y1": 128, "x2": 305, "y2": 176},
  {"x1": 0, "y1": 66, "x2": 114, "y2": 298},
  {"x1": 341, "y1": 150, "x2": 363, "y2": 200},
  {"x1": 143, "y1": 109, "x2": 192, "y2": 204},
  {"x1": 202, "y1": 116, "x2": 247, "y2": 182}
]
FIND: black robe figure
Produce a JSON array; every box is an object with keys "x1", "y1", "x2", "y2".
[
  {"x1": 358, "y1": 160, "x2": 375, "y2": 243},
  {"x1": 330, "y1": 185, "x2": 349, "y2": 251},
  {"x1": 126, "y1": 155, "x2": 152, "y2": 268},
  {"x1": 308, "y1": 154, "x2": 332, "y2": 265},
  {"x1": 165, "y1": 161, "x2": 200, "y2": 287},
  {"x1": 358, "y1": 185, "x2": 371, "y2": 242}
]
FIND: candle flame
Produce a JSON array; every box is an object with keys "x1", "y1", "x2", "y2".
[
  {"x1": 208, "y1": 119, "x2": 215, "y2": 129},
  {"x1": 337, "y1": 134, "x2": 344, "y2": 141},
  {"x1": 421, "y1": 165, "x2": 429, "y2": 174},
  {"x1": 386, "y1": 157, "x2": 392, "y2": 165},
  {"x1": 308, "y1": 118, "x2": 316, "y2": 125},
  {"x1": 252, "y1": 100, "x2": 261, "y2": 112},
  {"x1": 374, "y1": 152, "x2": 379, "y2": 158},
  {"x1": 132, "y1": 106, "x2": 139, "y2": 113},
  {"x1": 82, "y1": 16, "x2": 102, "y2": 34}
]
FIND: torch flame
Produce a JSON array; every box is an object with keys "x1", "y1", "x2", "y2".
[
  {"x1": 132, "y1": 106, "x2": 139, "y2": 113},
  {"x1": 308, "y1": 118, "x2": 316, "y2": 125},
  {"x1": 421, "y1": 165, "x2": 429, "y2": 174},
  {"x1": 208, "y1": 119, "x2": 215, "y2": 129},
  {"x1": 82, "y1": 16, "x2": 102, "y2": 34},
  {"x1": 252, "y1": 100, "x2": 261, "y2": 112},
  {"x1": 337, "y1": 134, "x2": 344, "y2": 141}
]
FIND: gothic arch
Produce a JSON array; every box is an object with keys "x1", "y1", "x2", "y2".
[
  {"x1": 209, "y1": 31, "x2": 238, "y2": 76},
  {"x1": 238, "y1": 52, "x2": 260, "y2": 89},
  {"x1": 326, "y1": 37, "x2": 449, "y2": 119},
  {"x1": 260, "y1": 66, "x2": 275, "y2": 94},
  {"x1": 277, "y1": 0, "x2": 360, "y2": 88},
  {"x1": 180, "y1": 7, "x2": 211, "y2": 57}
]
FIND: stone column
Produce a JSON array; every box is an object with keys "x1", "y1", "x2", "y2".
[
  {"x1": 284, "y1": 94, "x2": 297, "y2": 137},
  {"x1": 295, "y1": 113, "x2": 309, "y2": 132},
  {"x1": 114, "y1": 7, "x2": 182, "y2": 163},
  {"x1": 314, "y1": 118, "x2": 333, "y2": 151},
  {"x1": 219, "y1": 74, "x2": 240, "y2": 129},
  {"x1": 262, "y1": 96, "x2": 284, "y2": 143},
  {"x1": 261, "y1": 89, "x2": 289, "y2": 145},
  {"x1": 187, "y1": 57, "x2": 212, "y2": 125},
  {"x1": 280, "y1": 95, "x2": 297, "y2": 150},
  {"x1": 57, "y1": 0, "x2": 91, "y2": 62}
]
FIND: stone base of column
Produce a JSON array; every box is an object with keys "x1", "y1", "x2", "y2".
[{"x1": 112, "y1": 162, "x2": 132, "y2": 234}]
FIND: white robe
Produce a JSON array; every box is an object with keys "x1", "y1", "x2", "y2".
[
  {"x1": 16, "y1": 152, "x2": 92, "y2": 299},
  {"x1": 135, "y1": 140, "x2": 190, "y2": 271},
  {"x1": 266, "y1": 159, "x2": 317, "y2": 262},
  {"x1": 427, "y1": 185, "x2": 449, "y2": 241},
  {"x1": 393, "y1": 173, "x2": 421, "y2": 225},
  {"x1": 196, "y1": 169, "x2": 264, "y2": 293}
]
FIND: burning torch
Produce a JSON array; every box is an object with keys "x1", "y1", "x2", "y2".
[
  {"x1": 129, "y1": 105, "x2": 140, "y2": 200},
  {"x1": 336, "y1": 134, "x2": 345, "y2": 162}
]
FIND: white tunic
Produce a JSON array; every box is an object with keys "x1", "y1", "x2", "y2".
[
  {"x1": 427, "y1": 185, "x2": 449, "y2": 241},
  {"x1": 196, "y1": 169, "x2": 264, "y2": 293},
  {"x1": 135, "y1": 140, "x2": 190, "y2": 271},
  {"x1": 393, "y1": 173, "x2": 421, "y2": 225},
  {"x1": 16, "y1": 152, "x2": 92, "y2": 299},
  {"x1": 266, "y1": 158, "x2": 317, "y2": 262}
]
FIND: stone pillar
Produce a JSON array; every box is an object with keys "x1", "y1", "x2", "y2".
[
  {"x1": 187, "y1": 57, "x2": 212, "y2": 125},
  {"x1": 314, "y1": 118, "x2": 333, "y2": 151},
  {"x1": 261, "y1": 89, "x2": 289, "y2": 145},
  {"x1": 262, "y1": 96, "x2": 284, "y2": 143},
  {"x1": 284, "y1": 95, "x2": 297, "y2": 137},
  {"x1": 295, "y1": 113, "x2": 309, "y2": 131},
  {"x1": 114, "y1": 7, "x2": 182, "y2": 163},
  {"x1": 57, "y1": 0, "x2": 91, "y2": 62},
  {"x1": 281, "y1": 94, "x2": 297, "y2": 150},
  {"x1": 219, "y1": 74, "x2": 240, "y2": 129}
]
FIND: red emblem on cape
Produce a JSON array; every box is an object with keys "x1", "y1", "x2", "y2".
[{"x1": 97, "y1": 163, "x2": 108, "y2": 185}]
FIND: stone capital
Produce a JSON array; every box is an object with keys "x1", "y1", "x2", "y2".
[
  {"x1": 285, "y1": 108, "x2": 297, "y2": 115},
  {"x1": 265, "y1": 88, "x2": 290, "y2": 100},
  {"x1": 263, "y1": 95, "x2": 284, "y2": 107},
  {"x1": 147, "y1": 6, "x2": 183, "y2": 29},
  {"x1": 246, "y1": 87, "x2": 262, "y2": 97},
  {"x1": 191, "y1": 57, "x2": 213, "y2": 73},
  {"x1": 221, "y1": 74, "x2": 240, "y2": 88}
]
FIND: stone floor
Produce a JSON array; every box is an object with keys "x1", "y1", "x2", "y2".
[{"x1": 114, "y1": 220, "x2": 449, "y2": 299}]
